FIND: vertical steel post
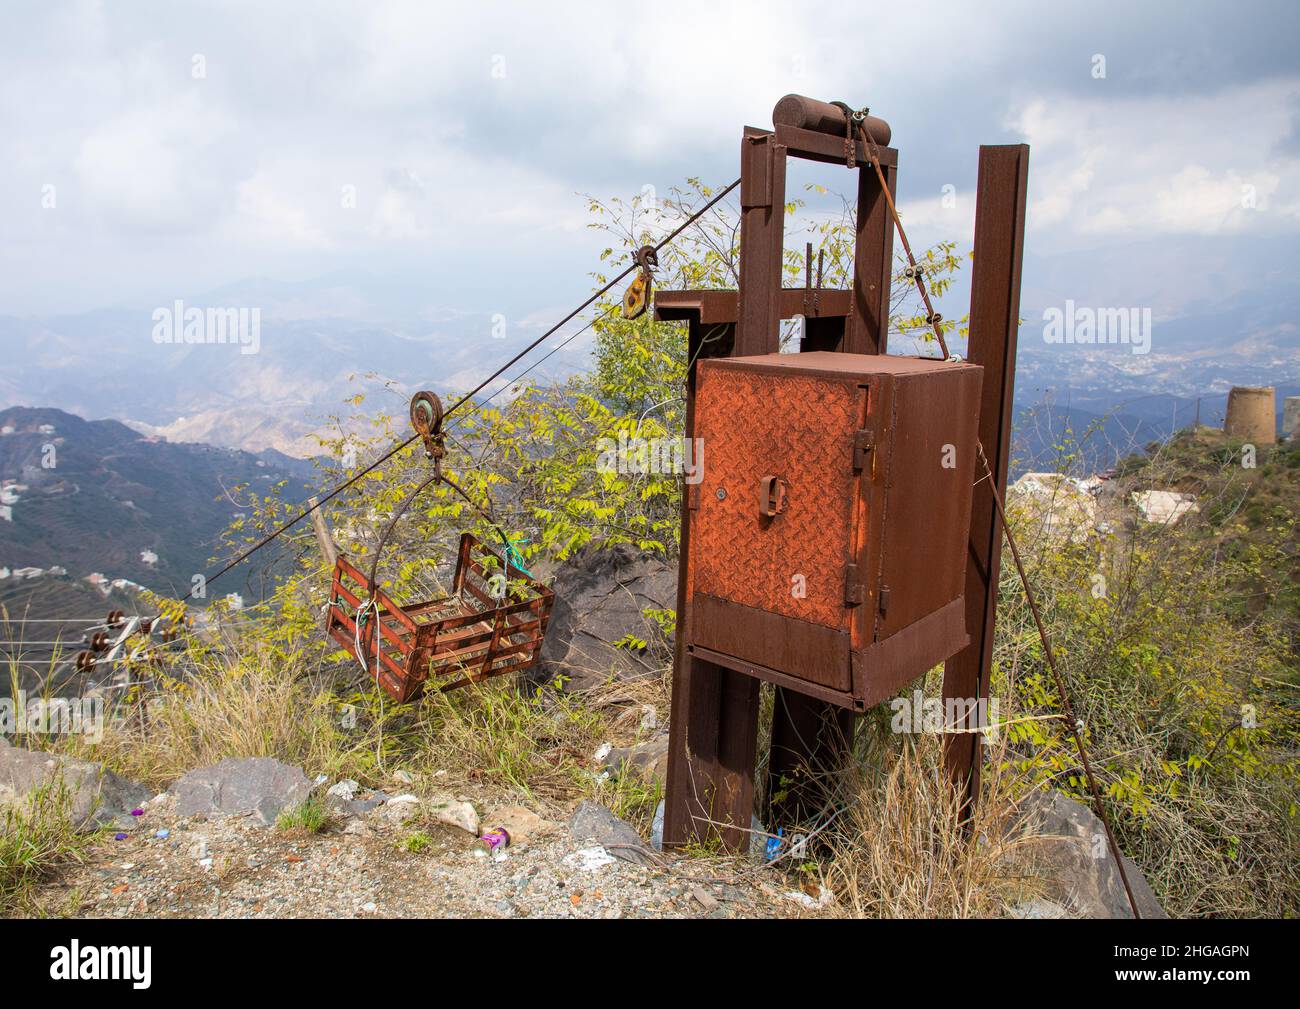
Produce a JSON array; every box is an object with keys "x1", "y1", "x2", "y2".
[
  {"x1": 663, "y1": 132, "x2": 787, "y2": 850},
  {"x1": 941, "y1": 145, "x2": 1030, "y2": 807}
]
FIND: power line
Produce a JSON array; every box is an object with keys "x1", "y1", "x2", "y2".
[
  {"x1": 441, "y1": 177, "x2": 740, "y2": 419},
  {"x1": 185, "y1": 178, "x2": 741, "y2": 596}
]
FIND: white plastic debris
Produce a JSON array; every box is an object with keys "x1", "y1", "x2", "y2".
[
  {"x1": 783, "y1": 886, "x2": 834, "y2": 909},
  {"x1": 563, "y1": 846, "x2": 618, "y2": 871}
]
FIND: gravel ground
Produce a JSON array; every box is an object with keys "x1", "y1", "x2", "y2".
[{"x1": 28, "y1": 792, "x2": 794, "y2": 919}]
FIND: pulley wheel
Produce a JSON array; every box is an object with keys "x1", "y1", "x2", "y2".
[{"x1": 410, "y1": 390, "x2": 445, "y2": 460}]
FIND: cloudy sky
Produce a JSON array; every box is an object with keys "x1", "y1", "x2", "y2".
[{"x1": 1, "y1": 0, "x2": 1297, "y2": 357}]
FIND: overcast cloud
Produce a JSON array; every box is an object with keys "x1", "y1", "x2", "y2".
[{"x1": 1, "y1": 0, "x2": 1297, "y2": 347}]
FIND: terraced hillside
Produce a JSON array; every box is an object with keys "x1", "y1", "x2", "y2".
[{"x1": 0, "y1": 406, "x2": 316, "y2": 599}]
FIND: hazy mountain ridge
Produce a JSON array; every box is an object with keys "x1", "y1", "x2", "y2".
[
  {"x1": 0, "y1": 278, "x2": 593, "y2": 457},
  {"x1": 0, "y1": 406, "x2": 315, "y2": 601},
  {"x1": 3, "y1": 275, "x2": 1296, "y2": 459}
]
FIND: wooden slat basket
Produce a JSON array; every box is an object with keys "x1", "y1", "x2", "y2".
[{"x1": 326, "y1": 533, "x2": 554, "y2": 702}]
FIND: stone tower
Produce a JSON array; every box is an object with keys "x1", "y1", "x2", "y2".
[
  {"x1": 1282, "y1": 396, "x2": 1300, "y2": 441},
  {"x1": 1224, "y1": 386, "x2": 1276, "y2": 445}
]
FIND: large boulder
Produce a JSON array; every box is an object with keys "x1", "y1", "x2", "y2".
[
  {"x1": 169, "y1": 757, "x2": 313, "y2": 826},
  {"x1": 602, "y1": 737, "x2": 670, "y2": 787},
  {"x1": 1012, "y1": 790, "x2": 1167, "y2": 919},
  {"x1": 0, "y1": 743, "x2": 150, "y2": 830},
  {"x1": 568, "y1": 800, "x2": 654, "y2": 866},
  {"x1": 537, "y1": 544, "x2": 676, "y2": 693}
]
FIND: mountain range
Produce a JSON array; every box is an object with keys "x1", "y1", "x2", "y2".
[
  {"x1": 0, "y1": 275, "x2": 594, "y2": 458},
  {"x1": 0, "y1": 406, "x2": 315, "y2": 604}
]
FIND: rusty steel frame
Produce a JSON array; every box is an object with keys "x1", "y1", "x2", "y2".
[
  {"x1": 941, "y1": 144, "x2": 1030, "y2": 809},
  {"x1": 659, "y1": 96, "x2": 1029, "y2": 851}
]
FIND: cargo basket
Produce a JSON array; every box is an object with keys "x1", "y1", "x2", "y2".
[{"x1": 326, "y1": 533, "x2": 554, "y2": 702}]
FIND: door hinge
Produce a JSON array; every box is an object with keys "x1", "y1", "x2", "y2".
[
  {"x1": 844, "y1": 563, "x2": 864, "y2": 606},
  {"x1": 878, "y1": 585, "x2": 891, "y2": 616},
  {"x1": 852, "y1": 429, "x2": 874, "y2": 471}
]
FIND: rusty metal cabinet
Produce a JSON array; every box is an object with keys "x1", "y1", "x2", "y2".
[{"x1": 684, "y1": 351, "x2": 983, "y2": 710}]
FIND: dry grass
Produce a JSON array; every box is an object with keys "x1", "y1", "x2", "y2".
[
  {"x1": 0, "y1": 779, "x2": 94, "y2": 914},
  {"x1": 808, "y1": 717, "x2": 1043, "y2": 919},
  {"x1": 36, "y1": 637, "x2": 658, "y2": 826},
  {"x1": 50, "y1": 646, "x2": 348, "y2": 791}
]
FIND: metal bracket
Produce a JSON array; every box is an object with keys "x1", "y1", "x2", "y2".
[
  {"x1": 852, "y1": 428, "x2": 874, "y2": 471},
  {"x1": 844, "y1": 562, "x2": 865, "y2": 606}
]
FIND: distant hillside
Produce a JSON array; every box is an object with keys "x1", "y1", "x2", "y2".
[
  {"x1": 0, "y1": 285, "x2": 592, "y2": 457},
  {"x1": 1008, "y1": 384, "x2": 1300, "y2": 477},
  {"x1": 0, "y1": 407, "x2": 316, "y2": 602}
]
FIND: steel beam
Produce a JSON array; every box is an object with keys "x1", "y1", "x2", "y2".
[{"x1": 941, "y1": 144, "x2": 1030, "y2": 808}]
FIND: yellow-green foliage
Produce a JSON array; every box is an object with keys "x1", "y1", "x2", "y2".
[{"x1": 996, "y1": 431, "x2": 1299, "y2": 917}]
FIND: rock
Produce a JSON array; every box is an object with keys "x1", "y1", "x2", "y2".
[
  {"x1": 0, "y1": 744, "x2": 150, "y2": 830},
  {"x1": 169, "y1": 758, "x2": 313, "y2": 827},
  {"x1": 1012, "y1": 790, "x2": 1167, "y2": 919},
  {"x1": 391, "y1": 770, "x2": 414, "y2": 785},
  {"x1": 370, "y1": 793, "x2": 476, "y2": 833},
  {"x1": 325, "y1": 780, "x2": 386, "y2": 816},
  {"x1": 327, "y1": 779, "x2": 359, "y2": 802},
  {"x1": 536, "y1": 544, "x2": 677, "y2": 692},
  {"x1": 602, "y1": 737, "x2": 669, "y2": 787},
  {"x1": 428, "y1": 798, "x2": 479, "y2": 836},
  {"x1": 374, "y1": 794, "x2": 421, "y2": 826},
  {"x1": 483, "y1": 805, "x2": 558, "y2": 846},
  {"x1": 568, "y1": 800, "x2": 653, "y2": 866},
  {"x1": 1009, "y1": 898, "x2": 1070, "y2": 919}
]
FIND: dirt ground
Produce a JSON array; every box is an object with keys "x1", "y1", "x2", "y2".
[{"x1": 24, "y1": 792, "x2": 801, "y2": 919}]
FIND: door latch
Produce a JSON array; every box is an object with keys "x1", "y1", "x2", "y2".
[{"x1": 758, "y1": 475, "x2": 788, "y2": 518}]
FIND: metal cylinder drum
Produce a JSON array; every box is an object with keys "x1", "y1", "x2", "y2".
[{"x1": 772, "y1": 94, "x2": 891, "y2": 146}]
